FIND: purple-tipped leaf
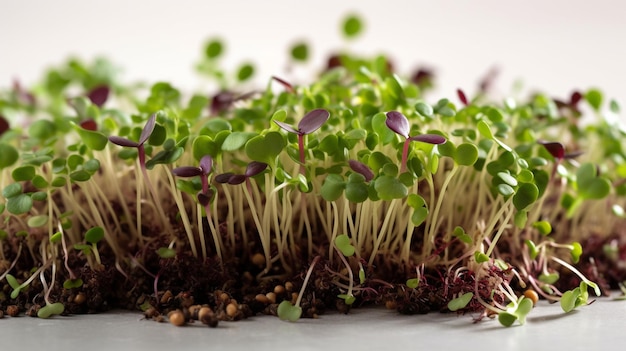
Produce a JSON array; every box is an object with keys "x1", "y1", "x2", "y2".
[
  {"x1": 349, "y1": 160, "x2": 374, "y2": 182},
  {"x1": 108, "y1": 135, "x2": 139, "y2": 148},
  {"x1": 245, "y1": 161, "x2": 268, "y2": 178},
  {"x1": 138, "y1": 114, "x2": 157, "y2": 145},
  {"x1": 298, "y1": 109, "x2": 330, "y2": 135},
  {"x1": 228, "y1": 174, "x2": 247, "y2": 185},
  {"x1": 538, "y1": 141, "x2": 565, "y2": 160},
  {"x1": 215, "y1": 172, "x2": 235, "y2": 184},
  {"x1": 80, "y1": 119, "x2": 98, "y2": 131},
  {"x1": 408, "y1": 134, "x2": 446, "y2": 144},
  {"x1": 199, "y1": 155, "x2": 213, "y2": 175},
  {"x1": 274, "y1": 120, "x2": 299, "y2": 134},
  {"x1": 385, "y1": 111, "x2": 410, "y2": 139},
  {"x1": 172, "y1": 166, "x2": 203, "y2": 178},
  {"x1": 0, "y1": 115, "x2": 10, "y2": 136},
  {"x1": 87, "y1": 85, "x2": 110, "y2": 107},
  {"x1": 271, "y1": 76, "x2": 295, "y2": 93},
  {"x1": 457, "y1": 88, "x2": 469, "y2": 106}
]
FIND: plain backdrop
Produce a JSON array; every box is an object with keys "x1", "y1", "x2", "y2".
[{"x1": 1, "y1": 0, "x2": 625, "y2": 121}]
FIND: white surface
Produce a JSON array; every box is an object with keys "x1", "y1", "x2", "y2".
[
  {"x1": 2, "y1": 0, "x2": 626, "y2": 111},
  {"x1": 0, "y1": 298, "x2": 624, "y2": 351}
]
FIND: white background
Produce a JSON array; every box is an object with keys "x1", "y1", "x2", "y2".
[{"x1": 1, "y1": 0, "x2": 626, "y2": 118}]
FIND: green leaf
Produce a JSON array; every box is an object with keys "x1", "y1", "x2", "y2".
[
  {"x1": 335, "y1": 234, "x2": 355, "y2": 257},
  {"x1": 474, "y1": 251, "x2": 489, "y2": 263},
  {"x1": 539, "y1": 272, "x2": 559, "y2": 285},
  {"x1": 453, "y1": 226, "x2": 472, "y2": 244},
  {"x1": 157, "y1": 247, "x2": 176, "y2": 259},
  {"x1": 338, "y1": 294, "x2": 356, "y2": 305},
  {"x1": 29, "y1": 119, "x2": 57, "y2": 141},
  {"x1": 37, "y1": 302, "x2": 65, "y2": 319},
  {"x1": 525, "y1": 240, "x2": 538, "y2": 260},
  {"x1": 63, "y1": 278, "x2": 84, "y2": 289},
  {"x1": 205, "y1": 38, "x2": 224, "y2": 59},
  {"x1": 455, "y1": 143, "x2": 479, "y2": 166},
  {"x1": 236, "y1": 63, "x2": 255, "y2": 81},
  {"x1": 415, "y1": 102, "x2": 433, "y2": 118},
  {"x1": 533, "y1": 221, "x2": 552, "y2": 235},
  {"x1": 406, "y1": 278, "x2": 419, "y2": 289},
  {"x1": 0, "y1": 143, "x2": 19, "y2": 169},
  {"x1": 50, "y1": 232, "x2": 62, "y2": 243},
  {"x1": 477, "y1": 120, "x2": 494, "y2": 139},
  {"x1": 513, "y1": 183, "x2": 539, "y2": 211},
  {"x1": 342, "y1": 14, "x2": 363, "y2": 38},
  {"x1": 498, "y1": 312, "x2": 518, "y2": 327},
  {"x1": 321, "y1": 174, "x2": 345, "y2": 201},
  {"x1": 245, "y1": 131, "x2": 286, "y2": 166},
  {"x1": 515, "y1": 297, "x2": 533, "y2": 324},
  {"x1": 447, "y1": 292, "x2": 473, "y2": 311},
  {"x1": 3, "y1": 183, "x2": 22, "y2": 198},
  {"x1": 374, "y1": 175, "x2": 408, "y2": 200},
  {"x1": 571, "y1": 242, "x2": 583, "y2": 263},
  {"x1": 85, "y1": 226, "x2": 104, "y2": 244},
  {"x1": 584, "y1": 88, "x2": 603, "y2": 112},
  {"x1": 6, "y1": 274, "x2": 20, "y2": 289},
  {"x1": 345, "y1": 181, "x2": 369, "y2": 203},
  {"x1": 290, "y1": 42, "x2": 309, "y2": 61},
  {"x1": 7, "y1": 194, "x2": 33, "y2": 214},
  {"x1": 72, "y1": 123, "x2": 108, "y2": 150},
  {"x1": 12, "y1": 166, "x2": 36, "y2": 182},
  {"x1": 560, "y1": 288, "x2": 579, "y2": 313},
  {"x1": 27, "y1": 215, "x2": 48, "y2": 228},
  {"x1": 221, "y1": 132, "x2": 256, "y2": 151},
  {"x1": 277, "y1": 300, "x2": 302, "y2": 322}
]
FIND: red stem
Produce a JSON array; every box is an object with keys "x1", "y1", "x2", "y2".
[
  {"x1": 298, "y1": 134, "x2": 306, "y2": 175},
  {"x1": 401, "y1": 139, "x2": 410, "y2": 173}
]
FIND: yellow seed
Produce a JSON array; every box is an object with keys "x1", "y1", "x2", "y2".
[
  {"x1": 198, "y1": 307, "x2": 213, "y2": 321},
  {"x1": 265, "y1": 292, "x2": 276, "y2": 304},
  {"x1": 255, "y1": 294, "x2": 270, "y2": 304},
  {"x1": 274, "y1": 285, "x2": 285, "y2": 295},
  {"x1": 226, "y1": 303, "x2": 238, "y2": 317},
  {"x1": 251, "y1": 253, "x2": 265, "y2": 267},
  {"x1": 291, "y1": 292, "x2": 298, "y2": 304},
  {"x1": 524, "y1": 289, "x2": 539, "y2": 305},
  {"x1": 168, "y1": 310, "x2": 186, "y2": 327},
  {"x1": 385, "y1": 300, "x2": 397, "y2": 310},
  {"x1": 74, "y1": 292, "x2": 86, "y2": 305}
]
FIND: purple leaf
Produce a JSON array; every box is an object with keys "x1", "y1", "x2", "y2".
[
  {"x1": 172, "y1": 166, "x2": 203, "y2": 178},
  {"x1": 245, "y1": 161, "x2": 268, "y2": 178},
  {"x1": 298, "y1": 109, "x2": 330, "y2": 135},
  {"x1": 138, "y1": 114, "x2": 157, "y2": 145},
  {"x1": 410, "y1": 68, "x2": 434, "y2": 87},
  {"x1": 385, "y1": 111, "x2": 410, "y2": 139},
  {"x1": 349, "y1": 160, "x2": 374, "y2": 182},
  {"x1": 271, "y1": 76, "x2": 294, "y2": 93},
  {"x1": 210, "y1": 91, "x2": 235, "y2": 115},
  {"x1": 409, "y1": 134, "x2": 446, "y2": 144},
  {"x1": 87, "y1": 85, "x2": 110, "y2": 107},
  {"x1": 274, "y1": 120, "x2": 299, "y2": 134},
  {"x1": 570, "y1": 91, "x2": 582, "y2": 106},
  {"x1": 0, "y1": 115, "x2": 10, "y2": 136},
  {"x1": 215, "y1": 173, "x2": 234, "y2": 184},
  {"x1": 538, "y1": 141, "x2": 565, "y2": 160},
  {"x1": 108, "y1": 135, "x2": 139, "y2": 148},
  {"x1": 80, "y1": 119, "x2": 98, "y2": 131},
  {"x1": 457, "y1": 88, "x2": 468, "y2": 106},
  {"x1": 199, "y1": 155, "x2": 213, "y2": 175},
  {"x1": 197, "y1": 189, "x2": 214, "y2": 207},
  {"x1": 565, "y1": 150, "x2": 584, "y2": 159},
  {"x1": 227, "y1": 174, "x2": 247, "y2": 185}
]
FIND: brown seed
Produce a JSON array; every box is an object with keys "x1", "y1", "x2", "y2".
[
  {"x1": 74, "y1": 292, "x2": 87, "y2": 305},
  {"x1": 0, "y1": 310, "x2": 4, "y2": 318},
  {"x1": 160, "y1": 290, "x2": 174, "y2": 305},
  {"x1": 255, "y1": 294, "x2": 270, "y2": 304},
  {"x1": 274, "y1": 285, "x2": 285, "y2": 295},
  {"x1": 285, "y1": 282, "x2": 294, "y2": 292},
  {"x1": 291, "y1": 292, "x2": 298, "y2": 304},
  {"x1": 198, "y1": 307, "x2": 213, "y2": 321},
  {"x1": 201, "y1": 312, "x2": 219, "y2": 328},
  {"x1": 168, "y1": 309, "x2": 186, "y2": 327},
  {"x1": 251, "y1": 253, "x2": 265, "y2": 267},
  {"x1": 226, "y1": 303, "x2": 238, "y2": 317},
  {"x1": 265, "y1": 292, "x2": 277, "y2": 304},
  {"x1": 524, "y1": 289, "x2": 539, "y2": 305},
  {"x1": 219, "y1": 292, "x2": 230, "y2": 303},
  {"x1": 144, "y1": 307, "x2": 159, "y2": 319},
  {"x1": 188, "y1": 305, "x2": 202, "y2": 320},
  {"x1": 385, "y1": 300, "x2": 397, "y2": 310},
  {"x1": 6, "y1": 305, "x2": 19, "y2": 317}
]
